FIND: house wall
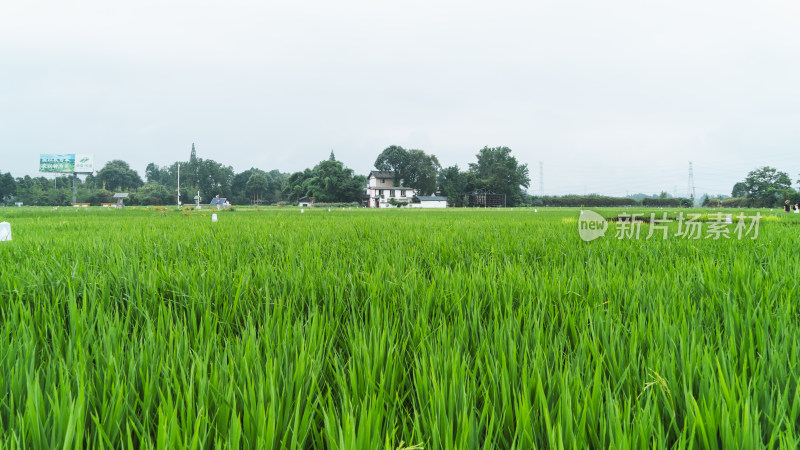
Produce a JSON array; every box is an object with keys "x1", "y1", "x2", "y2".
[
  {"x1": 369, "y1": 189, "x2": 412, "y2": 199},
  {"x1": 367, "y1": 175, "x2": 397, "y2": 188},
  {"x1": 364, "y1": 185, "x2": 416, "y2": 208},
  {"x1": 408, "y1": 200, "x2": 448, "y2": 208}
]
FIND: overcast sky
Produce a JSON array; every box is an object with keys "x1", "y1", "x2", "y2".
[{"x1": 2, "y1": 0, "x2": 799, "y2": 197}]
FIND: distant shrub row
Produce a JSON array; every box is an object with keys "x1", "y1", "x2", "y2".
[
  {"x1": 299, "y1": 202, "x2": 361, "y2": 208},
  {"x1": 528, "y1": 195, "x2": 693, "y2": 208}
]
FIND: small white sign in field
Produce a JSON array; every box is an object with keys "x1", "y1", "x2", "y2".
[{"x1": 0, "y1": 222, "x2": 11, "y2": 242}]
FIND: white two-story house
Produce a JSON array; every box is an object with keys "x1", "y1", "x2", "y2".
[{"x1": 363, "y1": 171, "x2": 417, "y2": 208}]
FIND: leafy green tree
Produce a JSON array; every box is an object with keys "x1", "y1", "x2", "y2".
[
  {"x1": 282, "y1": 153, "x2": 364, "y2": 203},
  {"x1": 145, "y1": 163, "x2": 178, "y2": 187},
  {"x1": 306, "y1": 152, "x2": 365, "y2": 202},
  {"x1": 231, "y1": 168, "x2": 287, "y2": 204},
  {"x1": 133, "y1": 182, "x2": 173, "y2": 205},
  {"x1": 438, "y1": 165, "x2": 472, "y2": 207},
  {"x1": 374, "y1": 146, "x2": 410, "y2": 184},
  {"x1": 374, "y1": 146, "x2": 440, "y2": 194},
  {"x1": 96, "y1": 160, "x2": 144, "y2": 191},
  {"x1": 742, "y1": 166, "x2": 792, "y2": 207},
  {"x1": 0, "y1": 172, "x2": 16, "y2": 204},
  {"x1": 265, "y1": 170, "x2": 289, "y2": 204},
  {"x1": 468, "y1": 146, "x2": 530, "y2": 206},
  {"x1": 404, "y1": 150, "x2": 440, "y2": 195},
  {"x1": 231, "y1": 168, "x2": 265, "y2": 204},
  {"x1": 145, "y1": 163, "x2": 162, "y2": 184},
  {"x1": 14, "y1": 176, "x2": 45, "y2": 205},
  {"x1": 47, "y1": 188, "x2": 71, "y2": 206},
  {"x1": 282, "y1": 168, "x2": 314, "y2": 203},
  {"x1": 196, "y1": 159, "x2": 234, "y2": 200},
  {"x1": 731, "y1": 182, "x2": 747, "y2": 198},
  {"x1": 75, "y1": 187, "x2": 111, "y2": 205},
  {"x1": 246, "y1": 173, "x2": 270, "y2": 202},
  {"x1": 13, "y1": 175, "x2": 55, "y2": 205}
]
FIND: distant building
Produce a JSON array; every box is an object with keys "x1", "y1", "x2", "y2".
[
  {"x1": 298, "y1": 196, "x2": 313, "y2": 207},
  {"x1": 408, "y1": 195, "x2": 448, "y2": 208},
  {"x1": 363, "y1": 171, "x2": 417, "y2": 208}
]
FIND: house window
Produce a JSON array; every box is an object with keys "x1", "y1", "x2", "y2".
[
  {"x1": 380, "y1": 178, "x2": 385, "y2": 184},
  {"x1": 390, "y1": 190, "x2": 395, "y2": 197},
  {"x1": 401, "y1": 190, "x2": 406, "y2": 197},
  {"x1": 379, "y1": 189, "x2": 384, "y2": 197}
]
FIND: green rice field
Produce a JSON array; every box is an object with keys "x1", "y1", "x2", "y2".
[{"x1": 0, "y1": 206, "x2": 799, "y2": 449}]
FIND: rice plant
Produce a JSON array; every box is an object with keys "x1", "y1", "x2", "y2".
[{"x1": 0, "y1": 206, "x2": 798, "y2": 448}]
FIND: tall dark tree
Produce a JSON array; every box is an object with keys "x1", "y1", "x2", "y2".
[
  {"x1": 0, "y1": 172, "x2": 16, "y2": 204},
  {"x1": 282, "y1": 154, "x2": 364, "y2": 203},
  {"x1": 731, "y1": 181, "x2": 747, "y2": 198},
  {"x1": 306, "y1": 154, "x2": 365, "y2": 202},
  {"x1": 245, "y1": 173, "x2": 270, "y2": 202},
  {"x1": 13, "y1": 176, "x2": 45, "y2": 205},
  {"x1": 374, "y1": 146, "x2": 410, "y2": 185},
  {"x1": 144, "y1": 162, "x2": 176, "y2": 186},
  {"x1": 437, "y1": 165, "x2": 471, "y2": 207},
  {"x1": 231, "y1": 168, "x2": 266, "y2": 204},
  {"x1": 468, "y1": 146, "x2": 530, "y2": 206},
  {"x1": 95, "y1": 160, "x2": 144, "y2": 191},
  {"x1": 283, "y1": 168, "x2": 314, "y2": 202},
  {"x1": 404, "y1": 150, "x2": 440, "y2": 195},
  {"x1": 196, "y1": 159, "x2": 234, "y2": 200},
  {"x1": 374, "y1": 146, "x2": 440, "y2": 194},
  {"x1": 265, "y1": 170, "x2": 288, "y2": 203}
]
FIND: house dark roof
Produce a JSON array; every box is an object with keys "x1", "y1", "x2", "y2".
[
  {"x1": 416, "y1": 196, "x2": 448, "y2": 201},
  {"x1": 369, "y1": 171, "x2": 395, "y2": 179}
]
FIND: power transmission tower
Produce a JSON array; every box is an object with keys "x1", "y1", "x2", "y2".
[
  {"x1": 539, "y1": 162, "x2": 543, "y2": 196},
  {"x1": 687, "y1": 162, "x2": 696, "y2": 202}
]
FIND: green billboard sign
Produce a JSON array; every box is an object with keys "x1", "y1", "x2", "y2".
[{"x1": 39, "y1": 154, "x2": 94, "y2": 173}]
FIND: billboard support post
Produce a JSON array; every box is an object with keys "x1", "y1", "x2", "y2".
[{"x1": 72, "y1": 173, "x2": 78, "y2": 204}]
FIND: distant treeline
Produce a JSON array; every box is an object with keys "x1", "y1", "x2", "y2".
[
  {"x1": 528, "y1": 195, "x2": 693, "y2": 208},
  {"x1": 700, "y1": 196, "x2": 796, "y2": 208},
  {"x1": 3, "y1": 152, "x2": 797, "y2": 208},
  {"x1": 0, "y1": 145, "x2": 532, "y2": 207}
]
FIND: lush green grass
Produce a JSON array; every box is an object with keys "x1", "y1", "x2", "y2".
[{"x1": 0, "y1": 206, "x2": 799, "y2": 449}]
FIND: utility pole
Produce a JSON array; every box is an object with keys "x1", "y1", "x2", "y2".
[
  {"x1": 688, "y1": 161, "x2": 696, "y2": 203},
  {"x1": 539, "y1": 162, "x2": 544, "y2": 196},
  {"x1": 177, "y1": 163, "x2": 181, "y2": 206}
]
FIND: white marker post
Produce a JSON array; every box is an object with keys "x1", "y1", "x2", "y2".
[
  {"x1": 212, "y1": 213, "x2": 218, "y2": 222},
  {"x1": 0, "y1": 222, "x2": 11, "y2": 241}
]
